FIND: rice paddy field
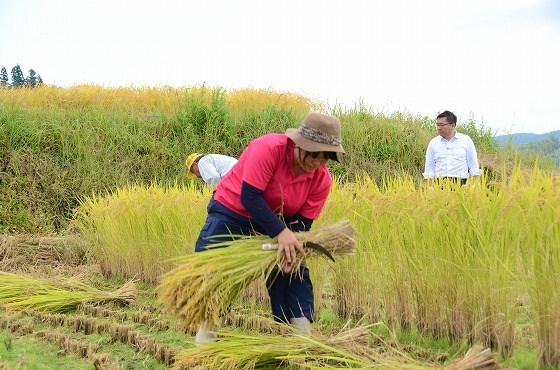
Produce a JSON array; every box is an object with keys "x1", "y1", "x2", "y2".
[{"x1": 1, "y1": 86, "x2": 558, "y2": 369}]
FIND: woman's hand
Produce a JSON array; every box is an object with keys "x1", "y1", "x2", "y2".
[{"x1": 276, "y1": 228, "x2": 305, "y2": 273}]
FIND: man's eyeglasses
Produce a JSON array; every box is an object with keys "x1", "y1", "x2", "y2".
[{"x1": 436, "y1": 122, "x2": 452, "y2": 127}]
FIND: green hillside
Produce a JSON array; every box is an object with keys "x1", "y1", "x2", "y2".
[{"x1": 0, "y1": 86, "x2": 496, "y2": 233}]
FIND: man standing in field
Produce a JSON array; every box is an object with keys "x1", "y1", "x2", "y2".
[
  {"x1": 423, "y1": 111, "x2": 481, "y2": 184},
  {"x1": 185, "y1": 153, "x2": 238, "y2": 188}
]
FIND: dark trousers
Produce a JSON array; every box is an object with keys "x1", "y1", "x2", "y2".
[
  {"x1": 438, "y1": 177, "x2": 467, "y2": 185},
  {"x1": 195, "y1": 198, "x2": 314, "y2": 323}
]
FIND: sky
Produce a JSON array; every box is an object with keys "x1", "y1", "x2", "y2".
[{"x1": 1, "y1": 0, "x2": 559, "y2": 135}]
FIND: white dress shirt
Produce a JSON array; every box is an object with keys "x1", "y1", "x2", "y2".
[
  {"x1": 423, "y1": 132, "x2": 481, "y2": 179},
  {"x1": 198, "y1": 154, "x2": 238, "y2": 186}
]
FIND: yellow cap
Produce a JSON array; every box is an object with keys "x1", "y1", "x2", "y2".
[{"x1": 185, "y1": 152, "x2": 201, "y2": 178}]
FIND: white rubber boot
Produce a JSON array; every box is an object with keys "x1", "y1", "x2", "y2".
[
  {"x1": 289, "y1": 317, "x2": 312, "y2": 335},
  {"x1": 195, "y1": 321, "x2": 217, "y2": 347}
]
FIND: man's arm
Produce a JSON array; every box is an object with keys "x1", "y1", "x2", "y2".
[
  {"x1": 423, "y1": 140, "x2": 436, "y2": 179},
  {"x1": 198, "y1": 157, "x2": 222, "y2": 185},
  {"x1": 466, "y1": 138, "x2": 481, "y2": 177}
]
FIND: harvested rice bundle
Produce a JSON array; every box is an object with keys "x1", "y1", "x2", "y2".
[
  {"x1": 173, "y1": 326, "x2": 374, "y2": 370},
  {"x1": 158, "y1": 220, "x2": 355, "y2": 331},
  {"x1": 0, "y1": 234, "x2": 87, "y2": 266},
  {"x1": 0, "y1": 271, "x2": 137, "y2": 312},
  {"x1": 173, "y1": 324, "x2": 498, "y2": 370},
  {"x1": 446, "y1": 345, "x2": 498, "y2": 370}
]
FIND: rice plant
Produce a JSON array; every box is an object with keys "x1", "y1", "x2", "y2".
[
  {"x1": 0, "y1": 271, "x2": 136, "y2": 312},
  {"x1": 158, "y1": 221, "x2": 355, "y2": 331},
  {"x1": 74, "y1": 161, "x2": 560, "y2": 367},
  {"x1": 325, "y1": 175, "x2": 521, "y2": 354},
  {"x1": 173, "y1": 323, "x2": 497, "y2": 370},
  {"x1": 75, "y1": 182, "x2": 211, "y2": 282}
]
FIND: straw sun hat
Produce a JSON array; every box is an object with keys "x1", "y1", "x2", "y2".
[
  {"x1": 285, "y1": 112, "x2": 345, "y2": 162},
  {"x1": 185, "y1": 152, "x2": 203, "y2": 178}
]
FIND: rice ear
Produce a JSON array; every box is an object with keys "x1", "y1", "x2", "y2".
[
  {"x1": 445, "y1": 345, "x2": 499, "y2": 370},
  {"x1": 158, "y1": 220, "x2": 356, "y2": 330},
  {"x1": 174, "y1": 324, "x2": 488, "y2": 370},
  {"x1": 0, "y1": 272, "x2": 137, "y2": 313},
  {"x1": 104, "y1": 280, "x2": 138, "y2": 305}
]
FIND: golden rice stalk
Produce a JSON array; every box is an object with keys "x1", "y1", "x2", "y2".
[
  {"x1": 173, "y1": 324, "x2": 499, "y2": 370},
  {"x1": 445, "y1": 345, "x2": 498, "y2": 370},
  {"x1": 173, "y1": 325, "x2": 375, "y2": 370},
  {"x1": 158, "y1": 221, "x2": 355, "y2": 331},
  {"x1": 172, "y1": 321, "x2": 484, "y2": 370},
  {"x1": 223, "y1": 310, "x2": 285, "y2": 334},
  {"x1": 0, "y1": 234, "x2": 87, "y2": 267},
  {"x1": 0, "y1": 271, "x2": 137, "y2": 312}
]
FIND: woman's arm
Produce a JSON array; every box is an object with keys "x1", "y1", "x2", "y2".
[
  {"x1": 241, "y1": 181, "x2": 304, "y2": 267},
  {"x1": 241, "y1": 181, "x2": 285, "y2": 238}
]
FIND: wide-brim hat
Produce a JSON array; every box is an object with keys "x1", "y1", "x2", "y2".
[
  {"x1": 285, "y1": 112, "x2": 345, "y2": 162},
  {"x1": 185, "y1": 152, "x2": 203, "y2": 178}
]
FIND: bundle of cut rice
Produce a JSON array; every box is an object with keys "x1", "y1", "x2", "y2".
[
  {"x1": 173, "y1": 325, "x2": 375, "y2": 370},
  {"x1": 445, "y1": 345, "x2": 499, "y2": 370},
  {"x1": 158, "y1": 220, "x2": 355, "y2": 331},
  {"x1": 0, "y1": 271, "x2": 137, "y2": 312},
  {"x1": 173, "y1": 323, "x2": 498, "y2": 370}
]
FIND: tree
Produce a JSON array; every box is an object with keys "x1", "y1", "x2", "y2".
[
  {"x1": 37, "y1": 74, "x2": 43, "y2": 86},
  {"x1": 0, "y1": 67, "x2": 8, "y2": 87},
  {"x1": 11, "y1": 65, "x2": 25, "y2": 87},
  {"x1": 26, "y1": 69, "x2": 38, "y2": 88}
]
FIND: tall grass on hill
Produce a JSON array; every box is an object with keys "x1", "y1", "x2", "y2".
[
  {"x1": 336, "y1": 108, "x2": 431, "y2": 181},
  {"x1": 0, "y1": 86, "x2": 308, "y2": 232},
  {"x1": 1, "y1": 85, "x2": 497, "y2": 233},
  {"x1": 0, "y1": 85, "x2": 313, "y2": 116},
  {"x1": 455, "y1": 115, "x2": 496, "y2": 154}
]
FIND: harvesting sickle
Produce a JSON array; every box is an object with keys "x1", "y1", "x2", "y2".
[{"x1": 261, "y1": 242, "x2": 336, "y2": 262}]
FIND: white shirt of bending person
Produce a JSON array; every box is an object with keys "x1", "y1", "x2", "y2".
[
  {"x1": 197, "y1": 154, "x2": 238, "y2": 187},
  {"x1": 423, "y1": 132, "x2": 481, "y2": 179}
]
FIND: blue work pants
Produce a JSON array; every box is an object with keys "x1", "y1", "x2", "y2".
[{"x1": 195, "y1": 197, "x2": 314, "y2": 323}]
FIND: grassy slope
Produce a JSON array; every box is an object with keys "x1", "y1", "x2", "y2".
[{"x1": 0, "y1": 85, "x2": 497, "y2": 233}]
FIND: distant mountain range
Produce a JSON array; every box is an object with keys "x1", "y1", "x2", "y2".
[
  {"x1": 494, "y1": 130, "x2": 560, "y2": 165},
  {"x1": 494, "y1": 130, "x2": 560, "y2": 146}
]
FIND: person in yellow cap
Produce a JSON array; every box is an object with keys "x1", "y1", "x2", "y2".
[{"x1": 185, "y1": 153, "x2": 238, "y2": 187}]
